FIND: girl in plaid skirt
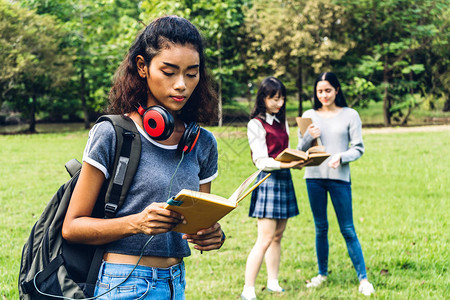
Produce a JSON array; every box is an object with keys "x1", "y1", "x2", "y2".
[{"x1": 241, "y1": 77, "x2": 307, "y2": 300}]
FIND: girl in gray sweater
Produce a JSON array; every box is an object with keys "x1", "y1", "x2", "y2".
[{"x1": 297, "y1": 72, "x2": 374, "y2": 296}]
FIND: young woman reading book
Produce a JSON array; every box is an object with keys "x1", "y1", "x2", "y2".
[
  {"x1": 297, "y1": 72, "x2": 375, "y2": 296},
  {"x1": 241, "y1": 77, "x2": 307, "y2": 300},
  {"x1": 62, "y1": 16, "x2": 225, "y2": 299}
]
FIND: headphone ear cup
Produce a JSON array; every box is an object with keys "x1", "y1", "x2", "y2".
[
  {"x1": 178, "y1": 122, "x2": 200, "y2": 154},
  {"x1": 141, "y1": 105, "x2": 174, "y2": 140}
]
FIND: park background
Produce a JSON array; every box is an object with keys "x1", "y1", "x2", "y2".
[{"x1": 0, "y1": 0, "x2": 449, "y2": 299}]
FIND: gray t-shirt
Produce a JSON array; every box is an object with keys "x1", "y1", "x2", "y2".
[
  {"x1": 297, "y1": 107, "x2": 364, "y2": 182},
  {"x1": 83, "y1": 120, "x2": 218, "y2": 257}
]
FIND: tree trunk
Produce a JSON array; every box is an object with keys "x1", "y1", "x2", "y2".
[
  {"x1": 218, "y1": 78, "x2": 222, "y2": 126},
  {"x1": 443, "y1": 99, "x2": 450, "y2": 112},
  {"x1": 246, "y1": 82, "x2": 252, "y2": 111},
  {"x1": 297, "y1": 58, "x2": 303, "y2": 117},
  {"x1": 382, "y1": 63, "x2": 391, "y2": 127},
  {"x1": 29, "y1": 95, "x2": 36, "y2": 133},
  {"x1": 79, "y1": 6, "x2": 90, "y2": 129},
  {"x1": 80, "y1": 65, "x2": 90, "y2": 129},
  {"x1": 217, "y1": 38, "x2": 223, "y2": 127},
  {"x1": 401, "y1": 71, "x2": 415, "y2": 125}
]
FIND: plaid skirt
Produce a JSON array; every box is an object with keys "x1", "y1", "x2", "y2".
[{"x1": 249, "y1": 169, "x2": 299, "y2": 219}]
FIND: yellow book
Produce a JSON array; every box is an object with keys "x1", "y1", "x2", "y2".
[
  {"x1": 275, "y1": 147, "x2": 330, "y2": 166},
  {"x1": 165, "y1": 170, "x2": 270, "y2": 234}
]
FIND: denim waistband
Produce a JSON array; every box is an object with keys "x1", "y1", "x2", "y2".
[{"x1": 100, "y1": 260, "x2": 184, "y2": 280}]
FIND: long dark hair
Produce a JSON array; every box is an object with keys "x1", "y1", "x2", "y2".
[
  {"x1": 250, "y1": 77, "x2": 287, "y2": 123},
  {"x1": 313, "y1": 72, "x2": 347, "y2": 110},
  {"x1": 108, "y1": 15, "x2": 218, "y2": 124}
]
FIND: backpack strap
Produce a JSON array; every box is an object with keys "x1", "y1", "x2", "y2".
[
  {"x1": 86, "y1": 247, "x2": 105, "y2": 285},
  {"x1": 20, "y1": 255, "x2": 65, "y2": 294},
  {"x1": 95, "y1": 115, "x2": 141, "y2": 217},
  {"x1": 65, "y1": 158, "x2": 82, "y2": 177},
  {"x1": 85, "y1": 115, "x2": 141, "y2": 286}
]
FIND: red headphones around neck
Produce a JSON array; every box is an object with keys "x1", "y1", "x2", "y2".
[{"x1": 137, "y1": 104, "x2": 200, "y2": 155}]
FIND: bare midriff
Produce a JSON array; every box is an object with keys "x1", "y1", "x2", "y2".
[{"x1": 103, "y1": 252, "x2": 182, "y2": 268}]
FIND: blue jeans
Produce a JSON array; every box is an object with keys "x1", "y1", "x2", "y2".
[
  {"x1": 306, "y1": 179, "x2": 367, "y2": 281},
  {"x1": 94, "y1": 261, "x2": 186, "y2": 300}
]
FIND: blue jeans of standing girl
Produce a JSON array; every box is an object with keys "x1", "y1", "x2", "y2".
[
  {"x1": 306, "y1": 179, "x2": 367, "y2": 281},
  {"x1": 94, "y1": 261, "x2": 186, "y2": 299}
]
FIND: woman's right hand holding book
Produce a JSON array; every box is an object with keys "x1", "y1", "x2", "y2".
[
  {"x1": 132, "y1": 202, "x2": 185, "y2": 236},
  {"x1": 307, "y1": 124, "x2": 321, "y2": 139}
]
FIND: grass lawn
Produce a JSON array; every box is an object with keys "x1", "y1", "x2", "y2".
[{"x1": 0, "y1": 125, "x2": 448, "y2": 299}]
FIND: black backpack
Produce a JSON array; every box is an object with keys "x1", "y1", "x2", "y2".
[{"x1": 18, "y1": 115, "x2": 141, "y2": 299}]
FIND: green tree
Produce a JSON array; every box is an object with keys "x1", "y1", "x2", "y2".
[
  {"x1": 243, "y1": 0, "x2": 353, "y2": 116},
  {"x1": 0, "y1": 0, "x2": 74, "y2": 132},
  {"x1": 340, "y1": 0, "x2": 447, "y2": 125},
  {"x1": 20, "y1": 0, "x2": 142, "y2": 128},
  {"x1": 422, "y1": 1, "x2": 449, "y2": 112}
]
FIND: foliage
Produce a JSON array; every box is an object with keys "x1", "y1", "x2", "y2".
[
  {"x1": 338, "y1": 0, "x2": 449, "y2": 125},
  {"x1": 242, "y1": 0, "x2": 354, "y2": 115},
  {"x1": 18, "y1": 0, "x2": 142, "y2": 126},
  {"x1": 0, "y1": 0, "x2": 448, "y2": 127},
  {"x1": 342, "y1": 77, "x2": 381, "y2": 108},
  {"x1": 0, "y1": 0, "x2": 74, "y2": 131}
]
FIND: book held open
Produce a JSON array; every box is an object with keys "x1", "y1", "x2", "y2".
[
  {"x1": 275, "y1": 147, "x2": 330, "y2": 166},
  {"x1": 165, "y1": 170, "x2": 270, "y2": 234},
  {"x1": 277, "y1": 116, "x2": 330, "y2": 166}
]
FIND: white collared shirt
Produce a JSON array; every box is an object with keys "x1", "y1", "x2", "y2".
[{"x1": 247, "y1": 113, "x2": 290, "y2": 171}]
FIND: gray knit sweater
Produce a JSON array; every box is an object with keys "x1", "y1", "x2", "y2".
[{"x1": 297, "y1": 107, "x2": 364, "y2": 182}]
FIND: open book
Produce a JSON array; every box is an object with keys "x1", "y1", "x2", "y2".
[
  {"x1": 165, "y1": 170, "x2": 270, "y2": 234},
  {"x1": 275, "y1": 147, "x2": 330, "y2": 166}
]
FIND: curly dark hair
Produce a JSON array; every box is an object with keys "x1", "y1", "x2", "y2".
[
  {"x1": 250, "y1": 77, "x2": 287, "y2": 123},
  {"x1": 108, "y1": 15, "x2": 218, "y2": 125}
]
